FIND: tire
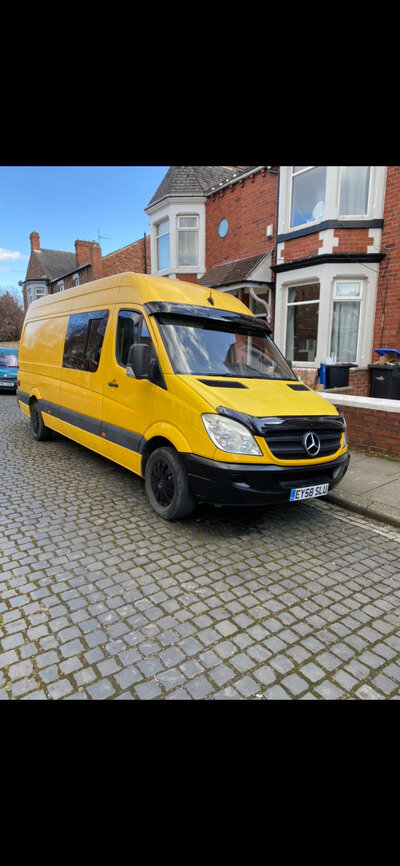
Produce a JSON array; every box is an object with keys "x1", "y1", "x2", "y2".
[
  {"x1": 30, "y1": 401, "x2": 52, "y2": 441},
  {"x1": 145, "y1": 446, "x2": 195, "y2": 520}
]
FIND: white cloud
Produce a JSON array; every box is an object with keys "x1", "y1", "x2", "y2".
[{"x1": 0, "y1": 247, "x2": 27, "y2": 262}]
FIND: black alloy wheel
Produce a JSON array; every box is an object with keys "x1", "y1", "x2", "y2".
[
  {"x1": 30, "y1": 401, "x2": 52, "y2": 441},
  {"x1": 151, "y1": 458, "x2": 175, "y2": 508},
  {"x1": 144, "y1": 446, "x2": 195, "y2": 520}
]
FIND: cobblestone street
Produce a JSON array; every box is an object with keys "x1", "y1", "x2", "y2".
[{"x1": 1, "y1": 393, "x2": 400, "y2": 700}]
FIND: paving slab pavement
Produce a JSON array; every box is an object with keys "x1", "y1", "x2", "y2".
[
  {"x1": 327, "y1": 449, "x2": 400, "y2": 528},
  {"x1": 2, "y1": 394, "x2": 400, "y2": 701}
]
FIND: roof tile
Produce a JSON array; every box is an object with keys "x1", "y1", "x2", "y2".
[{"x1": 198, "y1": 253, "x2": 268, "y2": 288}]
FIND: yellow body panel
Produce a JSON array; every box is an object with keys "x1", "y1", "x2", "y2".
[{"x1": 18, "y1": 271, "x2": 347, "y2": 479}]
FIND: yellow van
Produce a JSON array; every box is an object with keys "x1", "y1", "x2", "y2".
[{"x1": 17, "y1": 272, "x2": 349, "y2": 520}]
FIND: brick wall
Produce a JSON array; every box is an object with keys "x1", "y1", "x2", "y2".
[
  {"x1": 280, "y1": 227, "x2": 374, "y2": 264},
  {"x1": 333, "y1": 228, "x2": 373, "y2": 254},
  {"x1": 49, "y1": 264, "x2": 92, "y2": 294},
  {"x1": 279, "y1": 233, "x2": 323, "y2": 264},
  {"x1": 205, "y1": 168, "x2": 278, "y2": 268},
  {"x1": 102, "y1": 236, "x2": 150, "y2": 278},
  {"x1": 348, "y1": 367, "x2": 371, "y2": 396},
  {"x1": 373, "y1": 165, "x2": 400, "y2": 356},
  {"x1": 175, "y1": 273, "x2": 198, "y2": 283},
  {"x1": 338, "y1": 404, "x2": 400, "y2": 458}
]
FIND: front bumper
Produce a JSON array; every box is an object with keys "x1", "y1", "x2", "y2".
[
  {"x1": 181, "y1": 451, "x2": 350, "y2": 506},
  {"x1": 0, "y1": 379, "x2": 17, "y2": 390}
]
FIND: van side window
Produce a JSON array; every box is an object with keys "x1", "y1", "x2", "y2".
[
  {"x1": 140, "y1": 319, "x2": 156, "y2": 358},
  {"x1": 116, "y1": 310, "x2": 156, "y2": 365},
  {"x1": 63, "y1": 310, "x2": 109, "y2": 372},
  {"x1": 116, "y1": 309, "x2": 165, "y2": 388},
  {"x1": 116, "y1": 310, "x2": 141, "y2": 366}
]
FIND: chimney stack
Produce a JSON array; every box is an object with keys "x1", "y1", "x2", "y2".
[
  {"x1": 30, "y1": 231, "x2": 40, "y2": 252},
  {"x1": 75, "y1": 239, "x2": 103, "y2": 280}
]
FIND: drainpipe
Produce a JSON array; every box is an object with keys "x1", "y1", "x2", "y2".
[
  {"x1": 143, "y1": 232, "x2": 147, "y2": 273},
  {"x1": 266, "y1": 166, "x2": 280, "y2": 270},
  {"x1": 248, "y1": 285, "x2": 271, "y2": 322},
  {"x1": 267, "y1": 167, "x2": 280, "y2": 336}
]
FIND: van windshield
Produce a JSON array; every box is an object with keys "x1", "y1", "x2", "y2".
[
  {"x1": 0, "y1": 353, "x2": 18, "y2": 368},
  {"x1": 156, "y1": 316, "x2": 296, "y2": 380}
]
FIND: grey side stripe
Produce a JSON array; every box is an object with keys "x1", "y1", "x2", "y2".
[{"x1": 29, "y1": 396, "x2": 145, "y2": 455}]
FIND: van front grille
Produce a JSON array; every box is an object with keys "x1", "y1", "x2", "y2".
[{"x1": 264, "y1": 425, "x2": 342, "y2": 460}]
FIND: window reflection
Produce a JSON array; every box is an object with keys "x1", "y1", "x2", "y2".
[{"x1": 157, "y1": 316, "x2": 295, "y2": 380}]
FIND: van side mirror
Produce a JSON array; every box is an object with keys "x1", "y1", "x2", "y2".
[{"x1": 126, "y1": 343, "x2": 150, "y2": 379}]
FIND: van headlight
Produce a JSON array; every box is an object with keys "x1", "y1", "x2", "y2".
[
  {"x1": 339, "y1": 413, "x2": 347, "y2": 447},
  {"x1": 202, "y1": 413, "x2": 262, "y2": 456}
]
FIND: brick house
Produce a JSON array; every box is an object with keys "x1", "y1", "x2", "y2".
[
  {"x1": 145, "y1": 165, "x2": 278, "y2": 326},
  {"x1": 145, "y1": 165, "x2": 400, "y2": 390},
  {"x1": 23, "y1": 231, "x2": 150, "y2": 312},
  {"x1": 272, "y1": 166, "x2": 389, "y2": 390},
  {"x1": 20, "y1": 165, "x2": 400, "y2": 458},
  {"x1": 24, "y1": 166, "x2": 400, "y2": 390}
]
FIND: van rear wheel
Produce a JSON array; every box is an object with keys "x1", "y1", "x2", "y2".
[
  {"x1": 30, "y1": 402, "x2": 52, "y2": 441},
  {"x1": 145, "y1": 446, "x2": 195, "y2": 520}
]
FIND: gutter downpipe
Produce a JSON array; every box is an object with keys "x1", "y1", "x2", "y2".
[{"x1": 266, "y1": 166, "x2": 280, "y2": 338}]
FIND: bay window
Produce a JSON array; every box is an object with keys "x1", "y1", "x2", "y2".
[
  {"x1": 156, "y1": 219, "x2": 170, "y2": 271},
  {"x1": 286, "y1": 283, "x2": 320, "y2": 362},
  {"x1": 339, "y1": 166, "x2": 371, "y2": 216},
  {"x1": 290, "y1": 166, "x2": 327, "y2": 227},
  {"x1": 177, "y1": 215, "x2": 198, "y2": 267},
  {"x1": 330, "y1": 280, "x2": 362, "y2": 363}
]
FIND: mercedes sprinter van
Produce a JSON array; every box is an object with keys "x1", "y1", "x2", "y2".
[{"x1": 17, "y1": 272, "x2": 349, "y2": 519}]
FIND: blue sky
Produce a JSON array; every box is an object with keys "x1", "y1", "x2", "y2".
[{"x1": 0, "y1": 165, "x2": 169, "y2": 298}]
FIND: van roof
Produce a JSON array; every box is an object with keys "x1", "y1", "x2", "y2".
[{"x1": 24, "y1": 271, "x2": 253, "y2": 319}]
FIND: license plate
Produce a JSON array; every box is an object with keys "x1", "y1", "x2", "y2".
[
  {"x1": 290, "y1": 483, "x2": 329, "y2": 501},
  {"x1": 0, "y1": 381, "x2": 16, "y2": 387}
]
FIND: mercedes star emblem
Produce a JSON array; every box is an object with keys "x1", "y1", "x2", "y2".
[{"x1": 303, "y1": 431, "x2": 321, "y2": 456}]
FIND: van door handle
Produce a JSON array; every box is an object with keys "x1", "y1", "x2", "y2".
[{"x1": 108, "y1": 380, "x2": 118, "y2": 388}]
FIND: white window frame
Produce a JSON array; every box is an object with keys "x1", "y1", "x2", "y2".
[
  {"x1": 278, "y1": 166, "x2": 387, "y2": 238},
  {"x1": 72, "y1": 273, "x2": 80, "y2": 286},
  {"x1": 58, "y1": 281, "x2": 65, "y2": 292},
  {"x1": 147, "y1": 197, "x2": 206, "y2": 278},
  {"x1": 337, "y1": 166, "x2": 372, "y2": 219},
  {"x1": 25, "y1": 281, "x2": 48, "y2": 306},
  {"x1": 285, "y1": 280, "x2": 320, "y2": 363},
  {"x1": 177, "y1": 214, "x2": 199, "y2": 267},
  {"x1": 156, "y1": 218, "x2": 170, "y2": 273},
  {"x1": 329, "y1": 278, "x2": 363, "y2": 363},
  {"x1": 35, "y1": 287, "x2": 46, "y2": 299},
  {"x1": 289, "y1": 166, "x2": 327, "y2": 230},
  {"x1": 275, "y1": 263, "x2": 379, "y2": 368}
]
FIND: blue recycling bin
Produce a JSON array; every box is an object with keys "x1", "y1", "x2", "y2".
[{"x1": 319, "y1": 364, "x2": 326, "y2": 388}]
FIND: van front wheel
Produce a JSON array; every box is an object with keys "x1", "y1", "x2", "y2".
[
  {"x1": 30, "y1": 402, "x2": 52, "y2": 441},
  {"x1": 145, "y1": 447, "x2": 195, "y2": 520}
]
